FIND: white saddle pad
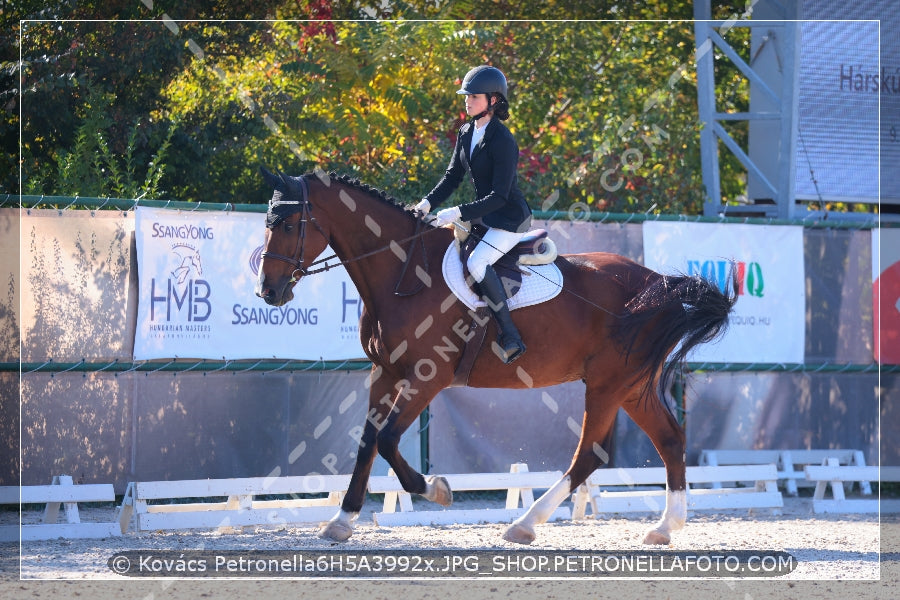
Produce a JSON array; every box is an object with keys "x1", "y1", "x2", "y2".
[{"x1": 441, "y1": 243, "x2": 564, "y2": 311}]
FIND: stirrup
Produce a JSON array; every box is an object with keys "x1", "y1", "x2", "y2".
[{"x1": 494, "y1": 335, "x2": 526, "y2": 364}]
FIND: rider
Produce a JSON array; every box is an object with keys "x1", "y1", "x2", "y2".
[{"x1": 416, "y1": 65, "x2": 531, "y2": 364}]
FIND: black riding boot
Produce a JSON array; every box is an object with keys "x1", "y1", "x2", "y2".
[{"x1": 479, "y1": 265, "x2": 526, "y2": 364}]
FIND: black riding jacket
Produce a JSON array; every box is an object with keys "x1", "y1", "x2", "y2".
[{"x1": 423, "y1": 117, "x2": 532, "y2": 233}]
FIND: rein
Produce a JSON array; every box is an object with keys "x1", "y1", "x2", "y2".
[
  {"x1": 300, "y1": 220, "x2": 441, "y2": 282},
  {"x1": 262, "y1": 176, "x2": 444, "y2": 293}
]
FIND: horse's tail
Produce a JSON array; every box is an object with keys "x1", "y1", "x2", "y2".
[{"x1": 614, "y1": 267, "x2": 738, "y2": 406}]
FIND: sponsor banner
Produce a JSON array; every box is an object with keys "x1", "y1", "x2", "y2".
[
  {"x1": 134, "y1": 207, "x2": 365, "y2": 360},
  {"x1": 874, "y1": 228, "x2": 900, "y2": 364},
  {"x1": 642, "y1": 222, "x2": 805, "y2": 363}
]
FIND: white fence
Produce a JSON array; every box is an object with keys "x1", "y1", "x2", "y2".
[
  {"x1": 0, "y1": 475, "x2": 120, "y2": 541},
  {"x1": 572, "y1": 464, "x2": 783, "y2": 519},
  {"x1": 4, "y1": 457, "x2": 897, "y2": 540}
]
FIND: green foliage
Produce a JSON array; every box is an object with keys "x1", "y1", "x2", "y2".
[
  {"x1": 25, "y1": 88, "x2": 176, "y2": 198},
  {"x1": 10, "y1": 0, "x2": 762, "y2": 214}
]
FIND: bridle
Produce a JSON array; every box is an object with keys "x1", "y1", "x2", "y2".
[
  {"x1": 261, "y1": 174, "x2": 443, "y2": 292},
  {"x1": 261, "y1": 175, "x2": 325, "y2": 283}
]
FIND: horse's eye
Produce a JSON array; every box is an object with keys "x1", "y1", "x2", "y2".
[{"x1": 283, "y1": 222, "x2": 294, "y2": 232}]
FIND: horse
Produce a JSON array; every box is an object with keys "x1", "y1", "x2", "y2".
[{"x1": 255, "y1": 167, "x2": 737, "y2": 545}]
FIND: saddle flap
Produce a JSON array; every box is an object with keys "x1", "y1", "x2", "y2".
[{"x1": 454, "y1": 225, "x2": 557, "y2": 299}]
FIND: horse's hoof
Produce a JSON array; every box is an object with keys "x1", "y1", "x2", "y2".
[
  {"x1": 642, "y1": 529, "x2": 671, "y2": 545},
  {"x1": 426, "y1": 475, "x2": 453, "y2": 507},
  {"x1": 502, "y1": 523, "x2": 536, "y2": 545},
  {"x1": 318, "y1": 520, "x2": 353, "y2": 542}
]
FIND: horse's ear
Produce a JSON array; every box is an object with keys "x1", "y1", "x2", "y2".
[
  {"x1": 260, "y1": 167, "x2": 283, "y2": 191},
  {"x1": 275, "y1": 169, "x2": 295, "y2": 191},
  {"x1": 276, "y1": 170, "x2": 304, "y2": 195}
]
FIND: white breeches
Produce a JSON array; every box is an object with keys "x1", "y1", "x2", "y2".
[{"x1": 466, "y1": 227, "x2": 525, "y2": 283}]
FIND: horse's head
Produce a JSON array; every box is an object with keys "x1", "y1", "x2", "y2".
[{"x1": 255, "y1": 167, "x2": 331, "y2": 306}]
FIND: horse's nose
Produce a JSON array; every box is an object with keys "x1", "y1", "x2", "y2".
[{"x1": 256, "y1": 286, "x2": 277, "y2": 304}]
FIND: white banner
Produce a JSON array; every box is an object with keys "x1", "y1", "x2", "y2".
[
  {"x1": 134, "y1": 207, "x2": 366, "y2": 360},
  {"x1": 642, "y1": 222, "x2": 805, "y2": 363}
]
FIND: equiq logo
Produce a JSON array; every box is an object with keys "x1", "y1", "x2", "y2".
[{"x1": 687, "y1": 259, "x2": 764, "y2": 298}]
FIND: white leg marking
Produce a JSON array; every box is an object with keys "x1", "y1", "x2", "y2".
[
  {"x1": 331, "y1": 509, "x2": 359, "y2": 528},
  {"x1": 653, "y1": 489, "x2": 687, "y2": 536},
  {"x1": 512, "y1": 475, "x2": 572, "y2": 531},
  {"x1": 319, "y1": 508, "x2": 359, "y2": 541}
]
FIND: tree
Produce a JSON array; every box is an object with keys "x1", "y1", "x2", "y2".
[
  {"x1": 155, "y1": 16, "x2": 719, "y2": 212},
  {"x1": 10, "y1": 0, "x2": 757, "y2": 216},
  {"x1": 9, "y1": 0, "x2": 281, "y2": 197}
]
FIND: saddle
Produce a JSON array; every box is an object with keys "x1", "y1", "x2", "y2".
[
  {"x1": 445, "y1": 222, "x2": 561, "y2": 387},
  {"x1": 455, "y1": 222, "x2": 557, "y2": 298}
]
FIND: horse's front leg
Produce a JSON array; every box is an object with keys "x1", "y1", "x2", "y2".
[
  {"x1": 319, "y1": 370, "x2": 449, "y2": 542},
  {"x1": 375, "y1": 375, "x2": 452, "y2": 506},
  {"x1": 319, "y1": 371, "x2": 394, "y2": 542}
]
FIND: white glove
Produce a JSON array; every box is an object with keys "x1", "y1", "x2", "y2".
[
  {"x1": 413, "y1": 199, "x2": 431, "y2": 215},
  {"x1": 431, "y1": 206, "x2": 461, "y2": 227}
]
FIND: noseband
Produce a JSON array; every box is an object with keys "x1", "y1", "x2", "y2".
[{"x1": 261, "y1": 175, "x2": 326, "y2": 282}]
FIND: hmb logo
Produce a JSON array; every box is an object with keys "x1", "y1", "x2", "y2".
[{"x1": 150, "y1": 243, "x2": 212, "y2": 321}]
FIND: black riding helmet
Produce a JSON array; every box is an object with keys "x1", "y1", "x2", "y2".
[{"x1": 456, "y1": 65, "x2": 508, "y2": 101}]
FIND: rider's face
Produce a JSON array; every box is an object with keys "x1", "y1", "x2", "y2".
[{"x1": 464, "y1": 93, "x2": 490, "y2": 117}]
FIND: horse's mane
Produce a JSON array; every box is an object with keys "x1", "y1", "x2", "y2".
[{"x1": 321, "y1": 172, "x2": 418, "y2": 218}]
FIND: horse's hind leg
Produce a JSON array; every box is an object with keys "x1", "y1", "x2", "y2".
[
  {"x1": 622, "y1": 391, "x2": 687, "y2": 545},
  {"x1": 503, "y1": 381, "x2": 620, "y2": 545}
]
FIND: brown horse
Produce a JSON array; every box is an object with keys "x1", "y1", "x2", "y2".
[{"x1": 255, "y1": 168, "x2": 736, "y2": 545}]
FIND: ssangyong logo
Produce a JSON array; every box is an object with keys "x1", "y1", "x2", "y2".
[
  {"x1": 149, "y1": 243, "x2": 211, "y2": 323},
  {"x1": 150, "y1": 222, "x2": 214, "y2": 240}
]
